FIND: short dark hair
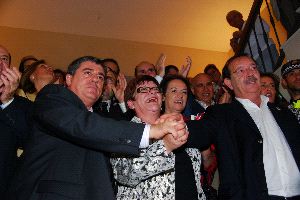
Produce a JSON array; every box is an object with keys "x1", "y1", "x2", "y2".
[
  {"x1": 165, "y1": 65, "x2": 179, "y2": 75},
  {"x1": 19, "y1": 56, "x2": 38, "y2": 73},
  {"x1": 124, "y1": 75, "x2": 159, "y2": 107},
  {"x1": 222, "y1": 53, "x2": 254, "y2": 79},
  {"x1": 67, "y1": 56, "x2": 104, "y2": 75},
  {"x1": 204, "y1": 64, "x2": 218, "y2": 74},
  {"x1": 103, "y1": 58, "x2": 120, "y2": 75},
  {"x1": 134, "y1": 62, "x2": 157, "y2": 77}
]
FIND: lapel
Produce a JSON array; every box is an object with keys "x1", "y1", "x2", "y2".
[{"x1": 229, "y1": 99, "x2": 262, "y2": 138}]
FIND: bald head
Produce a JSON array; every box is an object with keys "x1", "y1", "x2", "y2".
[
  {"x1": 135, "y1": 61, "x2": 157, "y2": 77},
  {"x1": 191, "y1": 73, "x2": 214, "y2": 105},
  {"x1": 226, "y1": 10, "x2": 244, "y2": 29}
]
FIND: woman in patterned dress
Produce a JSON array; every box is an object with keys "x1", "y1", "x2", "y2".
[{"x1": 111, "y1": 75, "x2": 188, "y2": 200}]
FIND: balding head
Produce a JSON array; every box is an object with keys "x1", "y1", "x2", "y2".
[
  {"x1": 134, "y1": 61, "x2": 157, "y2": 77},
  {"x1": 191, "y1": 73, "x2": 214, "y2": 105}
]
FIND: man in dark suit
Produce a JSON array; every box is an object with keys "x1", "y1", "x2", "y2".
[
  {"x1": 0, "y1": 45, "x2": 32, "y2": 198},
  {"x1": 8, "y1": 56, "x2": 187, "y2": 200},
  {"x1": 187, "y1": 54, "x2": 300, "y2": 200}
]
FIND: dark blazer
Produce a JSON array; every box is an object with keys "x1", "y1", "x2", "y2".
[
  {"x1": 8, "y1": 84, "x2": 145, "y2": 200},
  {"x1": 187, "y1": 99, "x2": 300, "y2": 200},
  {"x1": 183, "y1": 95, "x2": 206, "y2": 117},
  {"x1": 0, "y1": 96, "x2": 32, "y2": 197}
]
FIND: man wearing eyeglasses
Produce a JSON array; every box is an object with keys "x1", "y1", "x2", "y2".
[
  {"x1": 0, "y1": 45, "x2": 32, "y2": 198},
  {"x1": 187, "y1": 54, "x2": 300, "y2": 200}
]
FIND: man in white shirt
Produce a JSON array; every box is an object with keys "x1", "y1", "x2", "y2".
[{"x1": 187, "y1": 54, "x2": 300, "y2": 200}]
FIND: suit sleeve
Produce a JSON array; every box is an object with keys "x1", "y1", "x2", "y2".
[{"x1": 33, "y1": 86, "x2": 145, "y2": 155}]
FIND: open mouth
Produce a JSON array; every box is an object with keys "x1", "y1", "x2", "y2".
[
  {"x1": 174, "y1": 100, "x2": 183, "y2": 104},
  {"x1": 146, "y1": 97, "x2": 158, "y2": 103}
]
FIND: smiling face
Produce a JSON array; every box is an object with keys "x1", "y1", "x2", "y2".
[
  {"x1": 127, "y1": 80, "x2": 162, "y2": 119},
  {"x1": 282, "y1": 68, "x2": 300, "y2": 99},
  {"x1": 66, "y1": 61, "x2": 105, "y2": 108},
  {"x1": 191, "y1": 73, "x2": 214, "y2": 105},
  {"x1": 164, "y1": 79, "x2": 188, "y2": 114},
  {"x1": 224, "y1": 56, "x2": 261, "y2": 101},
  {"x1": 260, "y1": 76, "x2": 276, "y2": 103}
]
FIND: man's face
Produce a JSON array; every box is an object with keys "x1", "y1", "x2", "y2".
[
  {"x1": 224, "y1": 56, "x2": 260, "y2": 99},
  {"x1": 136, "y1": 62, "x2": 156, "y2": 77},
  {"x1": 104, "y1": 61, "x2": 118, "y2": 75},
  {"x1": 192, "y1": 74, "x2": 214, "y2": 105},
  {"x1": 282, "y1": 68, "x2": 300, "y2": 97},
  {"x1": 0, "y1": 46, "x2": 10, "y2": 75},
  {"x1": 67, "y1": 61, "x2": 105, "y2": 107},
  {"x1": 102, "y1": 70, "x2": 117, "y2": 100}
]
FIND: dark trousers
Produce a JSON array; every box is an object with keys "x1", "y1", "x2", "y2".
[{"x1": 269, "y1": 195, "x2": 300, "y2": 200}]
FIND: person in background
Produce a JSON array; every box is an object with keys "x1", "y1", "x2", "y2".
[
  {"x1": 164, "y1": 65, "x2": 179, "y2": 77},
  {"x1": 53, "y1": 69, "x2": 66, "y2": 85},
  {"x1": 18, "y1": 56, "x2": 38, "y2": 73},
  {"x1": 281, "y1": 59, "x2": 300, "y2": 123},
  {"x1": 17, "y1": 60, "x2": 55, "y2": 101}
]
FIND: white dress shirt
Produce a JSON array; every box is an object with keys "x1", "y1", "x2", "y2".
[{"x1": 236, "y1": 96, "x2": 300, "y2": 197}]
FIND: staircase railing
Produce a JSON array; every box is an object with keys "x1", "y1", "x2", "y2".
[{"x1": 235, "y1": 0, "x2": 285, "y2": 72}]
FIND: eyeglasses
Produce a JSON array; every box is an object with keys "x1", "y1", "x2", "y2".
[
  {"x1": 232, "y1": 65, "x2": 258, "y2": 77},
  {"x1": 0, "y1": 56, "x2": 9, "y2": 64},
  {"x1": 136, "y1": 86, "x2": 161, "y2": 94}
]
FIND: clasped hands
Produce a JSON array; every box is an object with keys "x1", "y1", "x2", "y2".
[{"x1": 149, "y1": 113, "x2": 189, "y2": 153}]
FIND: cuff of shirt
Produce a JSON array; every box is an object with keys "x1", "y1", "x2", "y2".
[
  {"x1": 1, "y1": 98, "x2": 14, "y2": 110},
  {"x1": 118, "y1": 102, "x2": 127, "y2": 113},
  {"x1": 139, "y1": 124, "x2": 150, "y2": 148}
]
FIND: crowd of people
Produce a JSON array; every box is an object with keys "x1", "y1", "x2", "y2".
[{"x1": 1, "y1": 42, "x2": 300, "y2": 200}]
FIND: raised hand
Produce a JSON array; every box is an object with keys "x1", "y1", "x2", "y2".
[
  {"x1": 180, "y1": 56, "x2": 192, "y2": 77},
  {"x1": 155, "y1": 53, "x2": 166, "y2": 77},
  {"x1": 112, "y1": 73, "x2": 127, "y2": 103},
  {"x1": 218, "y1": 86, "x2": 232, "y2": 104},
  {"x1": 0, "y1": 66, "x2": 21, "y2": 104}
]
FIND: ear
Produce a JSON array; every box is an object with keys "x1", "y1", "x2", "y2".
[
  {"x1": 281, "y1": 78, "x2": 287, "y2": 89},
  {"x1": 29, "y1": 74, "x2": 35, "y2": 81},
  {"x1": 66, "y1": 74, "x2": 73, "y2": 87},
  {"x1": 127, "y1": 100, "x2": 135, "y2": 109},
  {"x1": 224, "y1": 78, "x2": 233, "y2": 90}
]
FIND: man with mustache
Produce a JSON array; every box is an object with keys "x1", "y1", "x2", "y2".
[
  {"x1": 0, "y1": 45, "x2": 32, "y2": 198},
  {"x1": 187, "y1": 54, "x2": 300, "y2": 199},
  {"x1": 8, "y1": 56, "x2": 188, "y2": 200}
]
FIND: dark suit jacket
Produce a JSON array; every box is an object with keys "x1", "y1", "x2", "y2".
[
  {"x1": 9, "y1": 84, "x2": 145, "y2": 200},
  {"x1": 187, "y1": 99, "x2": 300, "y2": 200},
  {"x1": 183, "y1": 95, "x2": 206, "y2": 117},
  {"x1": 0, "y1": 96, "x2": 32, "y2": 197}
]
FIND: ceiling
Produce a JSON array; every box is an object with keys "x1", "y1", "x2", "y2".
[{"x1": 0, "y1": 0, "x2": 254, "y2": 52}]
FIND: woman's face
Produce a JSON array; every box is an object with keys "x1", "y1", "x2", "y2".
[
  {"x1": 128, "y1": 81, "x2": 162, "y2": 118},
  {"x1": 260, "y1": 76, "x2": 276, "y2": 103},
  {"x1": 164, "y1": 79, "x2": 188, "y2": 114},
  {"x1": 31, "y1": 63, "x2": 54, "y2": 83}
]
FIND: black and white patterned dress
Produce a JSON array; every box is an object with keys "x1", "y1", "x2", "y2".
[{"x1": 111, "y1": 116, "x2": 206, "y2": 200}]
